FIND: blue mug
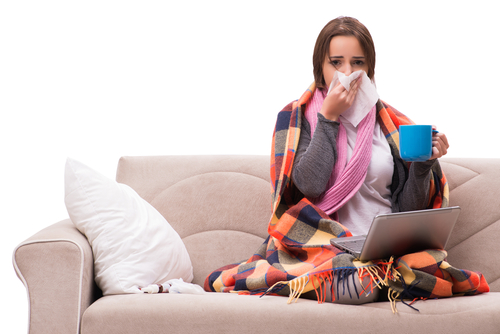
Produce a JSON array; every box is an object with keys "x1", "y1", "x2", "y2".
[{"x1": 399, "y1": 125, "x2": 436, "y2": 162}]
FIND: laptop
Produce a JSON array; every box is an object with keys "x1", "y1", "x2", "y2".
[{"x1": 330, "y1": 206, "x2": 461, "y2": 261}]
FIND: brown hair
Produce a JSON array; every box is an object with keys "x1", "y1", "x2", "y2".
[{"x1": 313, "y1": 17, "x2": 376, "y2": 90}]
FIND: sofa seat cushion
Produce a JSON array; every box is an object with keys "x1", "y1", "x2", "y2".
[{"x1": 81, "y1": 292, "x2": 500, "y2": 334}]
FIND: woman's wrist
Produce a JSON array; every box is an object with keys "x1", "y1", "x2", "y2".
[
  {"x1": 319, "y1": 107, "x2": 340, "y2": 122},
  {"x1": 317, "y1": 112, "x2": 340, "y2": 124}
]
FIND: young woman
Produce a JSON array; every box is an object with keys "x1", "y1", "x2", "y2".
[
  {"x1": 292, "y1": 16, "x2": 449, "y2": 237},
  {"x1": 205, "y1": 17, "x2": 487, "y2": 307},
  {"x1": 288, "y1": 16, "x2": 450, "y2": 303}
]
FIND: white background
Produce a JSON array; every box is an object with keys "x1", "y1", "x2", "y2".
[{"x1": 1, "y1": 1, "x2": 498, "y2": 332}]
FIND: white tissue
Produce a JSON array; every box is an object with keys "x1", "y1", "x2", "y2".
[
  {"x1": 328, "y1": 70, "x2": 379, "y2": 127},
  {"x1": 141, "y1": 284, "x2": 161, "y2": 294},
  {"x1": 141, "y1": 278, "x2": 206, "y2": 294},
  {"x1": 167, "y1": 278, "x2": 206, "y2": 294}
]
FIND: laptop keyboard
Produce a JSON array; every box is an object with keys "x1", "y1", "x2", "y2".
[{"x1": 338, "y1": 239, "x2": 365, "y2": 252}]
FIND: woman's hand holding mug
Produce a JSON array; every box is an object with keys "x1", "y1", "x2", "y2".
[{"x1": 430, "y1": 126, "x2": 449, "y2": 160}]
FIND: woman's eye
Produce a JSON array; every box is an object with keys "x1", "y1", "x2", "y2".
[
  {"x1": 353, "y1": 60, "x2": 365, "y2": 66},
  {"x1": 330, "y1": 60, "x2": 341, "y2": 67}
]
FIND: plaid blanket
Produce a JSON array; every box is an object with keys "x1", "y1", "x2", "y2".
[{"x1": 204, "y1": 84, "x2": 489, "y2": 311}]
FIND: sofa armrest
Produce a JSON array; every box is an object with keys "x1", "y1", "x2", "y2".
[{"x1": 13, "y1": 219, "x2": 98, "y2": 334}]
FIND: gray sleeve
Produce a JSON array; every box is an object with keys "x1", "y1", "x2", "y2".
[
  {"x1": 291, "y1": 113, "x2": 340, "y2": 198},
  {"x1": 393, "y1": 159, "x2": 438, "y2": 212}
]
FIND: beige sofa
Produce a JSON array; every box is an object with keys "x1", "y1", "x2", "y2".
[{"x1": 14, "y1": 155, "x2": 500, "y2": 334}]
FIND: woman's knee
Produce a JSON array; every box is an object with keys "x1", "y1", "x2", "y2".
[{"x1": 325, "y1": 272, "x2": 379, "y2": 305}]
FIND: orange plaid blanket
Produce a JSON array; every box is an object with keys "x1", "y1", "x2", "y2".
[{"x1": 204, "y1": 84, "x2": 489, "y2": 311}]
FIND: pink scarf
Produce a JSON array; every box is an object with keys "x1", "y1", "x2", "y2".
[{"x1": 304, "y1": 88, "x2": 376, "y2": 216}]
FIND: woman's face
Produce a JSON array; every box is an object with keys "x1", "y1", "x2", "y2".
[{"x1": 322, "y1": 35, "x2": 369, "y2": 88}]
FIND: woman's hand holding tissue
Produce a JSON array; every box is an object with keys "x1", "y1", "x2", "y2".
[{"x1": 320, "y1": 75, "x2": 361, "y2": 121}]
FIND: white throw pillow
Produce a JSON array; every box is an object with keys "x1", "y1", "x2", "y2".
[{"x1": 64, "y1": 158, "x2": 193, "y2": 295}]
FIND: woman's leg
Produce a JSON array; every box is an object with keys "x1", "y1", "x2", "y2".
[{"x1": 325, "y1": 272, "x2": 379, "y2": 304}]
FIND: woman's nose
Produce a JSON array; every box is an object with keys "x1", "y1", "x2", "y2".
[{"x1": 344, "y1": 64, "x2": 353, "y2": 76}]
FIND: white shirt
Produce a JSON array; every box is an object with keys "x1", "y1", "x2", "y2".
[{"x1": 337, "y1": 113, "x2": 394, "y2": 236}]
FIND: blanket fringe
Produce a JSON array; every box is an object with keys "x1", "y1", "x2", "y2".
[
  {"x1": 261, "y1": 282, "x2": 287, "y2": 298},
  {"x1": 288, "y1": 275, "x2": 309, "y2": 304},
  {"x1": 357, "y1": 265, "x2": 384, "y2": 295},
  {"x1": 388, "y1": 288, "x2": 400, "y2": 314},
  {"x1": 265, "y1": 267, "x2": 378, "y2": 304},
  {"x1": 263, "y1": 257, "x2": 421, "y2": 315},
  {"x1": 381, "y1": 256, "x2": 401, "y2": 314},
  {"x1": 383, "y1": 256, "x2": 420, "y2": 314},
  {"x1": 265, "y1": 277, "x2": 309, "y2": 304}
]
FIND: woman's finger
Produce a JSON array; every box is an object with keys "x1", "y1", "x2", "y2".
[
  {"x1": 350, "y1": 75, "x2": 362, "y2": 88},
  {"x1": 430, "y1": 139, "x2": 444, "y2": 159},
  {"x1": 429, "y1": 136, "x2": 448, "y2": 160},
  {"x1": 346, "y1": 76, "x2": 361, "y2": 102},
  {"x1": 430, "y1": 147, "x2": 439, "y2": 160},
  {"x1": 429, "y1": 126, "x2": 449, "y2": 160},
  {"x1": 432, "y1": 126, "x2": 449, "y2": 149},
  {"x1": 435, "y1": 132, "x2": 449, "y2": 149},
  {"x1": 436, "y1": 138, "x2": 448, "y2": 156},
  {"x1": 331, "y1": 81, "x2": 347, "y2": 94},
  {"x1": 348, "y1": 76, "x2": 361, "y2": 93},
  {"x1": 430, "y1": 146, "x2": 441, "y2": 160},
  {"x1": 432, "y1": 134, "x2": 449, "y2": 157}
]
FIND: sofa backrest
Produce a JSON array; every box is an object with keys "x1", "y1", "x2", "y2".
[
  {"x1": 116, "y1": 155, "x2": 272, "y2": 287},
  {"x1": 116, "y1": 156, "x2": 500, "y2": 291},
  {"x1": 438, "y1": 158, "x2": 500, "y2": 292}
]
